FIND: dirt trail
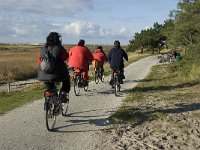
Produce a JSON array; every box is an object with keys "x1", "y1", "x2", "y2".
[{"x1": 0, "y1": 56, "x2": 159, "y2": 150}]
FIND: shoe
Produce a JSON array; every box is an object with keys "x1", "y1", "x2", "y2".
[
  {"x1": 109, "y1": 79, "x2": 113, "y2": 86},
  {"x1": 60, "y1": 92, "x2": 69, "y2": 103},
  {"x1": 119, "y1": 80, "x2": 124, "y2": 84},
  {"x1": 121, "y1": 75, "x2": 125, "y2": 79}
]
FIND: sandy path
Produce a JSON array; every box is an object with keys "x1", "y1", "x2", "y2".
[{"x1": 0, "y1": 56, "x2": 158, "y2": 150}]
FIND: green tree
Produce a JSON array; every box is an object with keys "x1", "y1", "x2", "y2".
[
  {"x1": 173, "y1": 0, "x2": 200, "y2": 59},
  {"x1": 161, "y1": 19, "x2": 176, "y2": 48},
  {"x1": 127, "y1": 23, "x2": 165, "y2": 53}
]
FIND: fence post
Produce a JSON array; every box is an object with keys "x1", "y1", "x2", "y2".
[{"x1": 8, "y1": 82, "x2": 10, "y2": 92}]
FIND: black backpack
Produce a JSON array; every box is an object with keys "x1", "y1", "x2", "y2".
[{"x1": 39, "y1": 48, "x2": 55, "y2": 73}]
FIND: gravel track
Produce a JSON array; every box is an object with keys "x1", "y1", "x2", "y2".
[{"x1": 0, "y1": 56, "x2": 158, "y2": 150}]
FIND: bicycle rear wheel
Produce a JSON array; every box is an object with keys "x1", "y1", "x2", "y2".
[
  {"x1": 62, "y1": 95, "x2": 69, "y2": 116},
  {"x1": 114, "y1": 77, "x2": 120, "y2": 96},
  {"x1": 74, "y1": 77, "x2": 81, "y2": 96},
  {"x1": 94, "y1": 71, "x2": 99, "y2": 84},
  {"x1": 45, "y1": 98, "x2": 56, "y2": 131},
  {"x1": 100, "y1": 73, "x2": 104, "y2": 82}
]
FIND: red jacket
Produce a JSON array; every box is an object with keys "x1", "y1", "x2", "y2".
[
  {"x1": 93, "y1": 49, "x2": 107, "y2": 67},
  {"x1": 37, "y1": 47, "x2": 68, "y2": 64},
  {"x1": 68, "y1": 45, "x2": 93, "y2": 71}
]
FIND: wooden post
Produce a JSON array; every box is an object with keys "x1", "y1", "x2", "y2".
[{"x1": 8, "y1": 82, "x2": 10, "y2": 92}]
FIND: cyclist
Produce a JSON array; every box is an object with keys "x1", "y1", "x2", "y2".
[
  {"x1": 37, "y1": 32, "x2": 70, "y2": 103},
  {"x1": 107, "y1": 40, "x2": 128, "y2": 85},
  {"x1": 68, "y1": 39, "x2": 93, "y2": 86},
  {"x1": 92, "y1": 46, "x2": 108, "y2": 76}
]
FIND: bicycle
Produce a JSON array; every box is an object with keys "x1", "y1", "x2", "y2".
[
  {"x1": 73, "y1": 68, "x2": 88, "y2": 96},
  {"x1": 94, "y1": 67, "x2": 104, "y2": 84},
  {"x1": 44, "y1": 89, "x2": 69, "y2": 131},
  {"x1": 110, "y1": 69, "x2": 121, "y2": 96}
]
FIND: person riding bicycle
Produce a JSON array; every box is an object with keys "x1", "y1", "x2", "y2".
[
  {"x1": 107, "y1": 40, "x2": 128, "y2": 85},
  {"x1": 37, "y1": 32, "x2": 70, "y2": 103},
  {"x1": 92, "y1": 46, "x2": 108, "y2": 76},
  {"x1": 68, "y1": 39, "x2": 93, "y2": 86}
]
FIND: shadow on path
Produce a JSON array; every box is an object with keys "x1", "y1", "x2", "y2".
[
  {"x1": 116, "y1": 102, "x2": 200, "y2": 128},
  {"x1": 52, "y1": 107, "x2": 119, "y2": 133}
]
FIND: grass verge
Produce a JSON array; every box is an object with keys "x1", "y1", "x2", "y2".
[
  {"x1": 110, "y1": 59, "x2": 200, "y2": 125},
  {"x1": 0, "y1": 83, "x2": 45, "y2": 115}
]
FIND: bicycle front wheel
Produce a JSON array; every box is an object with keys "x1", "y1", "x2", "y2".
[{"x1": 45, "y1": 100, "x2": 56, "y2": 131}]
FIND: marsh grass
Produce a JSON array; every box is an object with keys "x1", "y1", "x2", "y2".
[
  {"x1": 110, "y1": 58, "x2": 200, "y2": 124},
  {"x1": 0, "y1": 45, "x2": 41, "y2": 83}
]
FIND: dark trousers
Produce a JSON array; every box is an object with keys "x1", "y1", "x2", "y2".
[
  {"x1": 110, "y1": 68, "x2": 125, "y2": 80},
  {"x1": 44, "y1": 76, "x2": 71, "y2": 93}
]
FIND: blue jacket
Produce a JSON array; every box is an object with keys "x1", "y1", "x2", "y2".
[{"x1": 107, "y1": 47, "x2": 128, "y2": 70}]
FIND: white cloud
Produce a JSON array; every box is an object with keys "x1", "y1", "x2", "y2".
[
  {"x1": 0, "y1": 0, "x2": 132, "y2": 44},
  {"x1": 114, "y1": 27, "x2": 132, "y2": 39},
  {"x1": 61, "y1": 21, "x2": 111, "y2": 38},
  {"x1": 118, "y1": 27, "x2": 129, "y2": 35}
]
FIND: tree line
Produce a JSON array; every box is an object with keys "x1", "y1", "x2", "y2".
[{"x1": 127, "y1": 0, "x2": 200, "y2": 59}]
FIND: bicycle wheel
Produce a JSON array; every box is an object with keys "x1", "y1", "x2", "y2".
[
  {"x1": 99, "y1": 69, "x2": 104, "y2": 82},
  {"x1": 100, "y1": 73, "x2": 104, "y2": 83},
  {"x1": 114, "y1": 77, "x2": 120, "y2": 96},
  {"x1": 62, "y1": 102, "x2": 69, "y2": 116},
  {"x1": 45, "y1": 98, "x2": 56, "y2": 131},
  {"x1": 74, "y1": 77, "x2": 81, "y2": 96},
  {"x1": 94, "y1": 71, "x2": 99, "y2": 84},
  {"x1": 62, "y1": 95, "x2": 69, "y2": 116}
]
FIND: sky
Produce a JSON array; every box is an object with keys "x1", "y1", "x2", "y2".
[{"x1": 0, "y1": 0, "x2": 180, "y2": 45}]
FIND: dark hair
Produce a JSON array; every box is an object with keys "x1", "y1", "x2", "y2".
[
  {"x1": 97, "y1": 46, "x2": 102, "y2": 50},
  {"x1": 78, "y1": 39, "x2": 85, "y2": 46},
  {"x1": 114, "y1": 40, "x2": 120, "y2": 48},
  {"x1": 45, "y1": 32, "x2": 61, "y2": 48}
]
